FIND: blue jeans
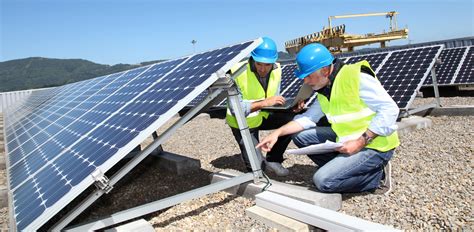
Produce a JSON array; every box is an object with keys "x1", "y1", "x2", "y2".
[{"x1": 292, "y1": 127, "x2": 394, "y2": 193}]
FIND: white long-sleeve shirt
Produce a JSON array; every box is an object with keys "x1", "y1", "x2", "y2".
[{"x1": 294, "y1": 72, "x2": 399, "y2": 136}]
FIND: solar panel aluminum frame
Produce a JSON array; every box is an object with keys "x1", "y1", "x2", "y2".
[
  {"x1": 397, "y1": 45, "x2": 445, "y2": 116},
  {"x1": 6, "y1": 38, "x2": 263, "y2": 231},
  {"x1": 56, "y1": 60, "x2": 265, "y2": 231}
]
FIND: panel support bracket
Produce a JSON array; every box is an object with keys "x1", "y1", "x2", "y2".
[{"x1": 90, "y1": 169, "x2": 113, "y2": 194}]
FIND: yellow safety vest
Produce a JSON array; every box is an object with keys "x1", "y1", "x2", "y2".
[
  {"x1": 318, "y1": 61, "x2": 400, "y2": 152},
  {"x1": 226, "y1": 62, "x2": 281, "y2": 128}
]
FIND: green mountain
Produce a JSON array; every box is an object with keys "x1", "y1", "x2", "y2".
[
  {"x1": 0, "y1": 52, "x2": 293, "y2": 92},
  {"x1": 0, "y1": 57, "x2": 164, "y2": 92}
]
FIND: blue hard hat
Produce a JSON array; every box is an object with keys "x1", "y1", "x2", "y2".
[
  {"x1": 251, "y1": 37, "x2": 278, "y2": 64},
  {"x1": 294, "y1": 43, "x2": 334, "y2": 79}
]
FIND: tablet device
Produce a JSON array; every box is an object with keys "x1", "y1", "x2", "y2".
[{"x1": 262, "y1": 83, "x2": 313, "y2": 110}]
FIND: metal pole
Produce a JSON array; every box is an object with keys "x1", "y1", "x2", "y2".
[
  {"x1": 65, "y1": 173, "x2": 254, "y2": 232},
  {"x1": 226, "y1": 64, "x2": 265, "y2": 181},
  {"x1": 191, "y1": 40, "x2": 197, "y2": 54},
  {"x1": 430, "y1": 63, "x2": 441, "y2": 107},
  {"x1": 226, "y1": 66, "x2": 264, "y2": 183}
]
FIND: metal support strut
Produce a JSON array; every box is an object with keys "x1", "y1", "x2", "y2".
[
  {"x1": 430, "y1": 63, "x2": 441, "y2": 108},
  {"x1": 226, "y1": 70, "x2": 264, "y2": 183}
]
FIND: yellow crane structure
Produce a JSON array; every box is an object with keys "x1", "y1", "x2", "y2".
[{"x1": 285, "y1": 11, "x2": 409, "y2": 55}]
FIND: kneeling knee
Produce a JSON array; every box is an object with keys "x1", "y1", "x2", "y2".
[
  {"x1": 292, "y1": 134, "x2": 306, "y2": 148},
  {"x1": 313, "y1": 172, "x2": 337, "y2": 193}
]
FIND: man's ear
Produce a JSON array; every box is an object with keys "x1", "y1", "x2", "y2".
[{"x1": 322, "y1": 66, "x2": 330, "y2": 77}]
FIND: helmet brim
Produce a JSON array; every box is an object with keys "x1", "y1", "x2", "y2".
[
  {"x1": 294, "y1": 57, "x2": 334, "y2": 79},
  {"x1": 251, "y1": 53, "x2": 278, "y2": 64},
  {"x1": 294, "y1": 68, "x2": 313, "y2": 79}
]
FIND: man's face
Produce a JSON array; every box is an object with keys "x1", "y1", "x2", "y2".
[
  {"x1": 254, "y1": 61, "x2": 273, "y2": 78},
  {"x1": 303, "y1": 67, "x2": 330, "y2": 90}
]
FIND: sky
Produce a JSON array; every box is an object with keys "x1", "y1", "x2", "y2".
[{"x1": 1, "y1": 0, "x2": 473, "y2": 65}]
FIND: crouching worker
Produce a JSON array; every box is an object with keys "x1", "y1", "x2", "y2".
[
  {"x1": 257, "y1": 43, "x2": 399, "y2": 193},
  {"x1": 226, "y1": 37, "x2": 301, "y2": 176}
]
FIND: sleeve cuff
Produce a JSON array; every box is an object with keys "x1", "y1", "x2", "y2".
[{"x1": 294, "y1": 117, "x2": 316, "y2": 130}]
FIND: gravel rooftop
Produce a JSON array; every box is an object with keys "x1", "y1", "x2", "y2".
[{"x1": 1, "y1": 97, "x2": 473, "y2": 231}]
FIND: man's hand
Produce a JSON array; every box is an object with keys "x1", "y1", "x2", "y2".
[
  {"x1": 292, "y1": 100, "x2": 305, "y2": 113},
  {"x1": 264, "y1": 96, "x2": 286, "y2": 107},
  {"x1": 335, "y1": 137, "x2": 366, "y2": 155},
  {"x1": 256, "y1": 132, "x2": 280, "y2": 152}
]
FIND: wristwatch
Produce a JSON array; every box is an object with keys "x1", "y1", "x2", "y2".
[{"x1": 362, "y1": 132, "x2": 374, "y2": 145}]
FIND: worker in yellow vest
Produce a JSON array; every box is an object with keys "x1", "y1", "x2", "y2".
[
  {"x1": 257, "y1": 43, "x2": 400, "y2": 193},
  {"x1": 226, "y1": 37, "x2": 300, "y2": 176}
]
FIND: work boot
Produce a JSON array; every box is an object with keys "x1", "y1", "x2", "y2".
[
  {"x1": 374, "y1": 161, "x2": 393, "y2": 196},
  {"x1": 265, "y1": 161, "x2": 289, "y2": 176}
]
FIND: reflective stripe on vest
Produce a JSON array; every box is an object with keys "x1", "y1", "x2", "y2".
[
  {"x1": 326, "y1": 108, "x2": 375, "y2": 124},
  {"x1": 226, "y1": 62, "x2": 281, "y2": 129},
  {"x1": 318, "y1": 60, "x2": 399, "y2": 152}
]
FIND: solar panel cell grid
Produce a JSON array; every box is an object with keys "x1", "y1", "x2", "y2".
[
  {"x1": 9, "y1": 63, "x2": 176, "y2": 230},
  {"x1": 282, "y1": 72, "x2": 305, "y2": 99},
  {"x1": 345, "y1": 53, "x2": 388, "y2": 71},
  {"x1": 454, "y1": 46, "x2": 474, "y2": 84},
  {"x1": 424, "y1": 47, "x2": 467, "y2": 85},
  {"x1": 5, "y1": 39, "x2": 259, "y2": 231},
  {"x1": 377, "y1": 46, "x2": 442, "y2": 108},
  {"x1": 6, "y1": 71, "x2": 129, "y2": 168},
  {"x1": 280, "y1": 64, "x2": 298, "y2": 94}
]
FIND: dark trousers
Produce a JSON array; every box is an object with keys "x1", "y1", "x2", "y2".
[{"x1": 231, "y1": 112, "x2": 294, "y2": 169}]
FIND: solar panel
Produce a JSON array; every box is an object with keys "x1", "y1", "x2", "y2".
[
  {"x1": 280, "y1": 64, "x2": 306, "y2": 99},
  {"x1": 424, "y1": 47, "x2": 469, "y2": 85},
  {"x1": 377, "y1": 45, "x2": 443, "y2": 109},
  {"x1": 453, "y1": 46, "x2": 474, "y2": 84},
  {"x1": 5, "y1": 39, "x2": 261, "y2": 230},
  {"x1": 188, "y1": 62, "x2": 301, "y2": 109},
  {"x1": 280, "y1": 45, "x2": 443, "y2": 110},
  {"x1": 344, "y1": 53, "x2": 388, "y2": 71},
  {"x1": 280, "y1": 64, "x2": 298, "y2": 93},
  {"x1": 4, "y1": 87, "x2": 61, "y2": 127},
  {"x1": 187, "y1": 91, "x2": 209, "y2": 107}
]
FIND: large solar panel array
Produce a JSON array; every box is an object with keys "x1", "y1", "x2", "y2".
[
  {"x1": 423, "y1": 46, "x2": 472, "y2": 85},
  {"x1": 454, "y1": 46, "x2": 474, "y2": 84},
  {"x1": 4, "y1": 39, "x2": 261, "y2": 231},
  {"x1": 275, "y1": 45, "x2": 443, "y2": 110}
]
